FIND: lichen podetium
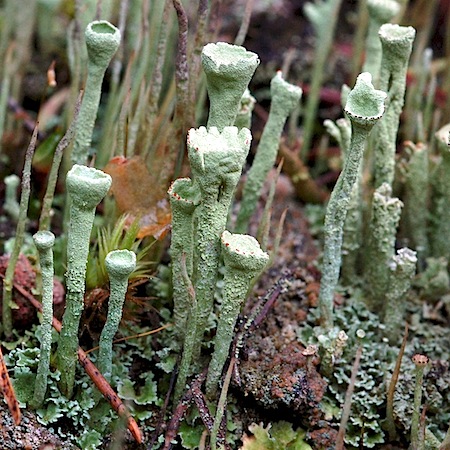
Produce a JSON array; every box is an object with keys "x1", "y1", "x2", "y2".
[
  {"x1": 318, "y1": 72, "x2": 386, "y2": 329},
  {"x1": 57, "y1": 165, "x2": 111, "y2": 398},
  {"x1": 71, "y1": 20, "x2": 120, "y2": 165}
]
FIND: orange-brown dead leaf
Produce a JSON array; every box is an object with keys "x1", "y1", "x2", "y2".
[
  {"x1": 104, "y1": 156, "x2": 171, "y2": 240},
  {"x1": 0, "y1": 346, "x2": 21, "y2": 425}
]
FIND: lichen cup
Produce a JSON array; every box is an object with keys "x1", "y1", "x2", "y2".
[
  {"x1": 57, "y1": 165, "x2": 112, "y2": 397},
  {"x1": 71, "y1": 20, "x2": 121, "y2": 165},
  {"x1": 202, "y1": 42, "x2": 259, "y2": 131}
]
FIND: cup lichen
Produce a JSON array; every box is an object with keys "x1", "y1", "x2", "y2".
[
  {"x1": 98, "y1": 249, "x2": 136, "y2": 381},
  {"x1": 235, "y1": 71, "x2": 302, "y2": 233},
  {"x1": 319, "y1": 72, "x2": 386, "y2": 329},
  {"x1": 57, "y1": 165, "x2": 112, "y2": 397},
  {"x1": 201, "y1": 42, "x2": 259, "y2": 131},
  {"x1": 206, "y1": 230, "x2": 269, "y2": 397},
  {"x1": 30, "y1": 230, "x2": 55, "y2": 409},
  {"x1": 71, "y1": 20, "x2": 121, "y2": 165}
]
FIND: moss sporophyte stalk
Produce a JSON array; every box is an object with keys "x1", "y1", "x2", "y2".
[
  {"x1": 57, "y1": 165, "x2": 112, "y2": 398},
  {"x1": 319, "y1": 72, "x2": 386, "y2": 330}
]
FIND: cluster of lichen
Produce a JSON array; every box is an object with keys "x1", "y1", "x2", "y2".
[{"x1": 1, "y1": 0, "x2": 450, "y2": 449}]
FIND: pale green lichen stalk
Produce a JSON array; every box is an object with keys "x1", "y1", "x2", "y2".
[
  {"x1": 430, "y1": 126, "x2": 450, "y2": 259},
  {"x1": 206, "y1": 230, "x2": 268, "y2": 398},
  {"x1": 373, "y1": 24, "x2": 415, "y2": 188},
  {"x1": 167, "y1": 177, "x2": 199, "y2": 344},
  {"x1": 410, "y1": 354, "x2": 429, "y2": 450},
  {"x1": 382, "y1": 248, "x2": 417, "y2": 344},
  {"x1": 402, "y1": 141, "x2": 429, "y2": 265},
  {"x1": 57, "y1": 165, "x2": 112, "y2": 397},
  {"x1": 363, "y1": 0, "x2": 401, "y2": 83},
  {"x1": 319, "y1": 72, "x2": 386, "y2": 329},
  {"x1": 234, "y1": 88, "x2": 256, "y2": 130},
  {"x1": 31, "y1": 230, "x2": 55, "y2": 409},
  {"x1": 187, "y1": 126, "x2": 251, "y2": 358},
  {"x1": 3, "y1": 174, "x2": 20, "y2": 221},
  {"x1": 325, "y1": 116, "x2": 362, "y2": 286},
  {"x1": 364, "y1": 183, "x2": 403, "y2": 311},
  {"x1": 301, "y1": 0, "x2": 342, "y2": 157},
  {"x1": 71, "y1": 20, "x2": 120, "y2": 165},
  {"x1": 201, "y1": 42, "x2": 259, "y2": 131},
  {"x1": 98, "y1": 249, "x2": 136, "y2": 381},
  {"x1": 235, "y1": 71, "x2": 302, "y2": 233}
]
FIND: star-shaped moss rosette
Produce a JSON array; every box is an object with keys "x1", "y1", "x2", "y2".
[
  {"x1": 206, "y1": 230, "x2": 269, "y2": 397},
  {"x1": 57, "y1": 165, "x2": 112, "y2": 397},
  {"x1": 319, "y1": 73, "x2": 386, "y2": 331},
  {"x1": 186, "y1": 126, "x2": 251, "y2": 362},
  {"x1": 72, "y1": 20, "x2": 121, "y2": 165},
  {"x1": 202, "y1": 42, "x2": 259, "y2": 131}
]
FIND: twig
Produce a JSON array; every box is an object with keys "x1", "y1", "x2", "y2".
[
  {"x1": 161, "y1": 372, "x2": 206, "y2": 450},
  {"x1": 336, "y1": 345, "x2": 363, "y2": 450},
  {"x1": 188, "y1": 0, "x2": 209, "y2": 127},
  {"x1": 0, "y1": 345, "x2": 21, "y2": 425},
  {"x1": 2, "y1": 125, "x2": 39, "y2": 338},
  {"x1": 148, "y1": 362, "x2": 178, "y2": 449},
  {"x1": 39, "y1": 91, "x2": 83, "y2": 231},
  {"x1": 386, "y1": 324, "x2": 409, "y2": 440},
  {"x1": 210, "y1": 359, "x2": 234, "y2": 450},
  {"x1": 171, "y1": 0, "x2": 189, "y2": 178},
  {"x1": 234, "y1": 0, "x2": 254, "y2": 46}
]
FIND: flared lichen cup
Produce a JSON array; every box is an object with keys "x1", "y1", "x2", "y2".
[
  {"x1": 379, "y1": 24, "x2": 416, "y2": 67},
  {"x1": 105, "y1": 249, "x2": 136, "y2": 280},
  {"x1": 344, "y1": 72, "x2": 386, "y2": 130},
  {"x1": 66, "y1": 164, "x2": 112, "y2": 210},
  {"x1": 202, "y1": 42, "x2": 260, "y2": 131},
  {"x1": 85, "y1": 20, "x2": 121, "y2": 70},
  {"x1": 187, "y1": 126, "x2": 251, "y2": 192}
]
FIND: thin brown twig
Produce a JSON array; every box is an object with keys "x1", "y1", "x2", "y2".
[
  {"x1": 161, "y1": 371, "x2": 207, "y2": 450},
  {"x1": 39, "y1": 91, "x2": 83, "y2": 230},
  {"x1": 336, "y1": 345, "x2": 363, "y2": 450},
  {"x1": 84, "y1": 324, "x2": 171, "y2": 355},
  {"x1": 234, "y1": 0, "x2": 255, "y2": 46},
  {"x1": 0, "y1": 345, "x2": 21, "y2": 425},
  {"x1": 386, "y1": 323, "x2": 409, "y2": 441},
  {"x1": 187, "y1": 0, "x2": 209, "y2": 127},
  {"x1": 171, "y1": 0, "x2": 189, "y2": 179}
]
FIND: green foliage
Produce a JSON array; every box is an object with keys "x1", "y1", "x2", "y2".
[
  {"x1": 5, "y1": 326, "x2": 161, "y2": 449},
  {"x1": 241, "y1": 421, "x2": 312, "y2": 450}
]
